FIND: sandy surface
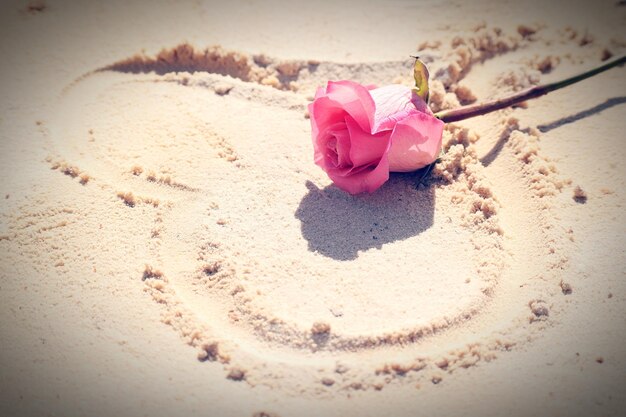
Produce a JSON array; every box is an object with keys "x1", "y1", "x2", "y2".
[{"x1": 1, "y1": 0, "x2": 625, "y2": 416}]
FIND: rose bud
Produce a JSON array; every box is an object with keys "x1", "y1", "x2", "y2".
[{"x1": 308, "y1": 80, "x2": 444, "y2": 194}]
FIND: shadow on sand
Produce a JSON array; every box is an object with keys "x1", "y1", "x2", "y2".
[
  {"x1": 480, "y1": 97, "x2": 626, "y2": 167},
  {"x1": 295, "y1": 173, "x2": 435, "y2": 261},
  {"x1": 537, "y1": 96, "x2": 626, "y2": 133}
]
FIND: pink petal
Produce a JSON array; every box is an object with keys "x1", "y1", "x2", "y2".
[
  {"x1": 328, "y1": 155, "x2": 390, "y2": 194},
  {"x1": 369, "y1": 84, "x2": 431, "y2": 133},
  {"x1": 325, "y1": 81, "x2": 375, "y2": 132},
  {"x1": 387, "y1": 112, "x2": 444, "y2": 172},
  {"x1": 331, "y1": 126, "x2": 351, "y2": 168},
  {"x1": 314, "y1": 86, "x2": 327, "y2": 98},
  {"x1": 309, "y1": 97, "x2": 345, "y2": 134},
  {"x1": 345, "y1": 116, "x2": 391, "y2": 167},
  {"x1": 312, "y1": 121, "x2": 348, "y2": 169}
]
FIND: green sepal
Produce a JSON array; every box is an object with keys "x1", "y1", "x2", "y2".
[{"x1": 411, "y1": 56, "x2": 430, "y2": 103}]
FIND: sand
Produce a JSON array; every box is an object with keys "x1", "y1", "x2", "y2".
[{"x1": 1, "y1": 0, "x2": 625, "y2": 416}]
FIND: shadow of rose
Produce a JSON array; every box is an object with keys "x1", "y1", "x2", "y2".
[{"x1": 295, "y1": 173, "x2": 435, "y2": 261}]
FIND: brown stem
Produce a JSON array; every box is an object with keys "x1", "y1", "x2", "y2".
[{"x1": 434, "y1": 54, "x2": 626, "y2": 123}]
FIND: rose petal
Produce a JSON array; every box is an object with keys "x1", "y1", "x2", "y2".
[
  {"x1": 309, "y1": 97, "x2": 346, "y2": 141},
  {"x1": 314, "y1": 86, "x2": 327, "y2": 98},
  {"x1": 369, "y1": 84, "x2": 431, "y2": 133},
  {"x1": 333, "y1": 127, "x2": 351, "y2": 167},
  {"x1": 328, "y1": 155, "x2": 390, "y2": 194},
  {"x1": 345, "y1": 116, "x2": 391, "y2": 167},
  {"x1": 313, "y1": 122, "x2": 348, "y2": 169},
  {"x1": 307, "y1": 87, "x2": 334, "y2": 139},
  {"x1": 321, "y1": 125, "x2": 351, "y2": 168},
  {"x1": 387, "y1": 112, "x2": 444, "y2": 172},
  {"x1": 325, "y1": 81, "x2": 375, "y2": 132}
]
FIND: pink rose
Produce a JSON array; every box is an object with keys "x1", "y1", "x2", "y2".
[{"x1": 308, "y1": 80, "x2": 444, "y2": 194}]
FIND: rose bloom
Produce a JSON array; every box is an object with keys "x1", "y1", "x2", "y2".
[{"x1": 308, "y1": 80, "x2": 444, "y2": 194}]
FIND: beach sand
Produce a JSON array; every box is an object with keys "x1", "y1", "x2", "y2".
[{"x1": 1, "y1": 0, "x2": 625, "y2": 416}]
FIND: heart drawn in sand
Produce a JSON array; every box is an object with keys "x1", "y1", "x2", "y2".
[{"x1": 40, "y1": 35, "x2": 575, "y2": 391}]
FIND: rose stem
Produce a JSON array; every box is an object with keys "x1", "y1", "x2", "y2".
[{"x1": 434, "y1": 54, "x2": 626, "y2": 123}]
